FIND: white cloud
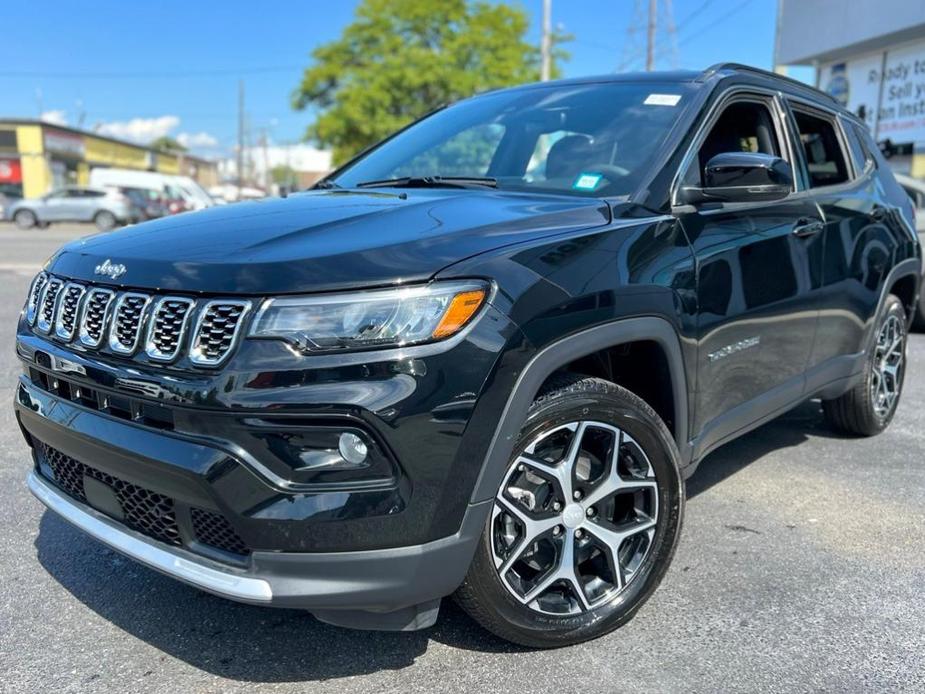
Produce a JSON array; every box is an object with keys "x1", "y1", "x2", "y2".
[
  {"x1": 96, "y1": 115, "x2": 180, "y2": 143},
  {"x1": 40, "y1": 110, "x2": 68, "y2": 126},
  {"x1": 177, "y1": 131, "x2": 219, "y2": 149}
]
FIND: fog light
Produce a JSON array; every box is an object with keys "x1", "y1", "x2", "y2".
[{"x1": 338, "y1": 432, "x2": 368, "y2": 466}]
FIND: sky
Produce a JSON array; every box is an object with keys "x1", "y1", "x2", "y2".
[{"x1": 0, "y1": 0, "x2": 800, "y2": 159}]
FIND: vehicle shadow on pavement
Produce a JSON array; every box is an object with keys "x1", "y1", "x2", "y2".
[
  {"x1": 33, "y1": 513, "x2": 525, "y2": 683},
  {"x1": 31, "y1": 399, "x2": 845, "y2": 680},
  {"x1": 685, "y1": 398, "x2": 850, "y2": 499}
]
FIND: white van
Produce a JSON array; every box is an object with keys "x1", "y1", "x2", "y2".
[{"x1": 89, "y1": 168, "x2": 214, "y2": 211}]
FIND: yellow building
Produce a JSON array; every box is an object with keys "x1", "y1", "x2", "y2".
[{"x1": 0, "y1": 119, "x2": 218, "y2": 199}]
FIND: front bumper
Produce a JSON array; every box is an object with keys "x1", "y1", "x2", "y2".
[
  {"x1": 16, "y1": 374, "x2": 491, "y2": 629},
  {"x1": 28, "y1": 470, "x2": 488, "y2": 629}
]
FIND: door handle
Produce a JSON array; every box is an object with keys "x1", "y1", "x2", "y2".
[{"x1": 792, "y1": 218, "x2": 824, "y2": 237}]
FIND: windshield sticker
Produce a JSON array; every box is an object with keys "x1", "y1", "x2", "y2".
[
  {"x1": 644, "y1": 93, "x2": 681, "y2": 106},
  {"x1": 573, "y1": 173, "x2": 603, "y2": 190}
]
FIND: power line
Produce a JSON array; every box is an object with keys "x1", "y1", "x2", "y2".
[
  {"x1": 676, "y1": 0, "x2": 716, "y2": 30},
  {"x1": 676, "y1": 0, "x2": 756, "y2": 47}
]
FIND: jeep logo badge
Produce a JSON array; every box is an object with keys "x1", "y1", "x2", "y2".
[{"x1": 94, "y1": 259, "x2": 127, "y2": 280}]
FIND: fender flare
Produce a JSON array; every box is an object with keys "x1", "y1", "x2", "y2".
[
  {"x1": 469, "y1": 316, "x2": 691, "y2": 504},
  {"x1": 869, "y1": 257, "x2": 921, "y2": 348}
]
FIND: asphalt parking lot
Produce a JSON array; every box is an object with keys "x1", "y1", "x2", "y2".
[{"x1": 0, "y1": 222, "x2": 923, "y2": 693}]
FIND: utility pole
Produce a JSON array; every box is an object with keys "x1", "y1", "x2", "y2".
[
  {"x1": 237, "y1": 79, "x2": 245, "y2": 201},
  {"x1": 540, "y1": 0, "x2": 552, "y2": 81},
  {"x1": 646, "y1": 0, "x2": 656, "y2": 71}
]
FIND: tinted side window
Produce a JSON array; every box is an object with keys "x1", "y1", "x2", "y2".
[
  {"x1": 842, "y1": 122, "x2": 870, "y2": 176},
  {"x1": 792, "y1": 109, "x2": 849, "y2": 187},
  {"x1": 685, "y1": 100, "x2": 782, "y2": 186}
]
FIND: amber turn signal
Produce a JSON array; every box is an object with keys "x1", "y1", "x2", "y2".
[{"x1": 432, "y1": 289, "x2": 487, "y2": 339}]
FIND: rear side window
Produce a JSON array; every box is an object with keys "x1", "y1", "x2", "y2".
[
  {"x1": 842, "y1": 122, "x2": 871, "y2": 176},
  {"x1": 791, "y1": 109, "x2": 849, "y2": 187}
]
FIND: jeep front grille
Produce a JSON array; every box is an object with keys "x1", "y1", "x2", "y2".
[
  {"x1": 26, "y1": 272, "x2": 47, "y2": 325},
  {"x1": 189, "y1": 300, "x2": 251, "y2": 367},
  {"x1": 146, "y1": 297, "x2": 195, "y2": 361},
  {"x1": 109, "y1": 293, "x2": 151, "y2": 354},
  {"x1": 54, "y1": 283, "x2": 86, "y2": 341},
  {"x1": 36, "y1": 277, "x2": 64, "y2": 333},
  {"x1": 25, "y1": 273, "x2": 252, "y2": 368},
  {"x1": 79, "y1": 288, "x2": 115, "y2": 347}
]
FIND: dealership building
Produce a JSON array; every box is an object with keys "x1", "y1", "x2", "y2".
[
  {"x1": 0, "y1": 119, "x2": 219, "y2": 199},
  {"x1": 776, "y1": 0, "x2": 925, "y2": 176}
]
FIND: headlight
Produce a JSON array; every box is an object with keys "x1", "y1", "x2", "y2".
[{"x1": 249, "y1": 280, "x2": 489, "y2": 352}]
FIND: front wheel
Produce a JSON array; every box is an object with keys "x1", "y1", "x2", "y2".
[
  {"x1": 824, "y1": 294, "x2": 907, "y2": 436},
  {"x1": 455, "y1": 375, "x2": 684, "y2": 648}
]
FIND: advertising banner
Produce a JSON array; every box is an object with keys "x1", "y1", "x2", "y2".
[{"x1": 821, "y1": 39, "x2": 925, "y2": 145}]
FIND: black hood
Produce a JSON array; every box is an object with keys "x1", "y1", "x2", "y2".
[{"x1": 47, "y1": 189, "x2": 610, "y2": 295}]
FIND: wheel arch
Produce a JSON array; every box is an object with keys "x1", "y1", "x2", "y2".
[
  {"x1": 469, "y1": 316, "x2": 691, "y2": 504},
  {"x1": 873, "y1": 258, "x2": 920, "y2": 338}
]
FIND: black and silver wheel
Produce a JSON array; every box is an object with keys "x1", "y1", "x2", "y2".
[
  {"x1": 824, "y1": 294, "x2": 907, "y2": 436},
  {"x1": 13, "y1": 209, "x2": 36, "y2": 229},
  {"x1": 456, "y1": 375, "x2": 684, "y2": 648},
  {"x1": 94, "y1": 210, "x2": 117, "y2": 231}
]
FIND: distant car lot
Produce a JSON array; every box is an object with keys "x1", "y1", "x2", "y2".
[{"x1": 0, "y1": 221, "x2": 923, "y2": 691}]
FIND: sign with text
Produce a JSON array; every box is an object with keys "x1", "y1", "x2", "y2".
[{"x1": 821, "y1": 39, "x2": 925, "y2": 145}]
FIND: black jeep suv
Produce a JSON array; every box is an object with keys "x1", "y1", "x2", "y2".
[{"x1": 16, "y1": 64, "x2": 920, "y2": 647}]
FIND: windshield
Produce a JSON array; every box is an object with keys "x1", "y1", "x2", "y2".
[{"x1": 333, "y1": 81, "x2": 695, "y2": 197}]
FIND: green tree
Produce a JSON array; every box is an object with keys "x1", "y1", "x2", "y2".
[
  {"x1": 292, "y1": 0, "x2": 568, "y2": 165},
  {"x1": 270, "y1": 164, "x2": 298, "y2": 186},
  {"x1": 149, "y1": 136, "x2": 186, "y2": 153}
]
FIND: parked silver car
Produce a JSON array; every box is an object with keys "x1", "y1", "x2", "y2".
[{"x1": 7, "y1": 186, "x2": 140, "y2": 231}]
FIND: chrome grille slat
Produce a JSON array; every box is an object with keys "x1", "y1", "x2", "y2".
[
  {"x1": 79, "y1": 288, "x2": 115, "y2": 348},
  {"x1": 108, "y1": 292, "x2": 151, "y2": 355},
  {"x1": 28, "y1": 274, "x2": 251, "y2": 367},
  {"x1": 145, "y1": 297, "x2": 195, "y2": 362},
  {"x1": 26, "y1": 272, "x2": 48, "y2": 325},
  {"x1": 189, "y1": 301, "x2": 251, "y2": 367},
  {"x1": 36, "y1": 278, "x2": 64, "y2": 333},
  {"x1": 54, "y1": 283, "x2": 87, "y2": 341}
]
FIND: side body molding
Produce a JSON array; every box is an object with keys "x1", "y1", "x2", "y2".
[{"x1": 469, "y1": 316, "x2": 691, "y2": 504}]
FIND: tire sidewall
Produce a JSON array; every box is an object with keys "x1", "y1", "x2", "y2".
[
  {"x1": 864, "y1": 296, "x2": 907, "y2": 431},
  {"x1": 468, "y1": 382, "x2": 684, "y2": 646}
]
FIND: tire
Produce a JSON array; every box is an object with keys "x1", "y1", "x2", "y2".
[
  {"x1": 94, "y1": 211, "x2": 117, "y2": 231},
  {"x1": 455, "y1": 374, "x2": 684, "y2": 648},
  {"x1": 823, "y1": 294, "x2": 907, "y2": 436},
  {"x1": 13, "y1": 209, "x2": 36, "y2": 229}
]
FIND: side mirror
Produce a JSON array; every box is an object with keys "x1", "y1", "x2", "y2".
[{"x1": 678, "y1": 152, "x2": 793, "y2": 205}]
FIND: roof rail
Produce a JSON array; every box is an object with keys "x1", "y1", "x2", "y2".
[{"x1": 699, "y1": 62, "x2": 840, "y2": 106}]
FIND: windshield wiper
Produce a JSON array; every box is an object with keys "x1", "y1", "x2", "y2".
[{"x1": 355, "y1": 176, "x2": 497, "y2": 189}]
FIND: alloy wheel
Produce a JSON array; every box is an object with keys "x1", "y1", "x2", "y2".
[
  {"x1": 871, "y1": 313, "x2": 904, "y2": 419},
  {"x1": 491, "y1": 421, "x2": 659, "y2": 615}
]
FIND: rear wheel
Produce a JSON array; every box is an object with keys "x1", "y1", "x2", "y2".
[
  {"x1": 13, "y1": 209, "x2": 36, "y2": 229},
  {"x1": 94, "y1": 210, "x2": 117, "y2": 231},
  {"x1": 455, "y1": 375, "x2": 684, "y2": 648},
  {"x1": 824, "y1": 294, "x2": 906, "y2": 436}
]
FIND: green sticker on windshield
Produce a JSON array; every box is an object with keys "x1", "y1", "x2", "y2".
[{"x1": 573, "y1": 173, "x2": 603, "y2": 191}]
